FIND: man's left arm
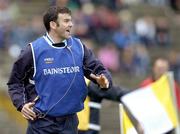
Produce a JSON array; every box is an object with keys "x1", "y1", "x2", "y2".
[{"x1": 83, "y1": 44, "x2": 112, "y2": 89}]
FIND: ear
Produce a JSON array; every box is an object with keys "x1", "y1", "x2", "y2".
[{"x1": 50, "y1": 21, "x2": 57, "y2": 30}]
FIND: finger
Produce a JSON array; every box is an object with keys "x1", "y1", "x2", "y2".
[
  {"x1": 22, "y1": 114, "x2": 29, "y2": 120},
  {"x1": 105, "y1": 82, "x2": 109, "y2": 88},
  {"x1": 28, "y1": 102, "x2": 35, "y2": 107},
  {"x1": 99, "y1": 75, "x2": 109, "y2": 88},
  {"x1": 23, "y1": 107, "x2": 36, "y2": 118},
  {"x1": 104, "y1": 79, "x2": 109, "y2": 88},
  {"x1": 32, "y1": 96, "x2": 39, "y2": 103},
  {"x1": 99, "y1": 75, "x2": 106, "y2": 81},
  {"x1": 90, "y1": 73, "x2": 99, "y2": 80},
  {"x1": 22, "y1": 114, "x2": 28, "y2": 120},
  {"x1": 22, "y1": 108, "x2": 35, "y2": 119},
  {"x1": 23, "y1": 104, "x2": 36, "y2": 115},
  {"x1": 103, "y1": 76, "x2": 109, "y2": 85},
  {"x1": 99, "y1": 74, "x2": 108, "y2": 83},
  {"x1": 23, "y1": 104, "x2": 36, "y2": 118},
  {"x1": 22, "y1": 108, "x2": 36, "y2": 120},
  {"x1": 22, "y1": 112, "x2": 34, "y2": 120}
]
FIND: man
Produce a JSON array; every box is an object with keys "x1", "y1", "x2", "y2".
[
  {"x1": 77, "y1": 79, "x2": 129, "y2": 134},
  {"x1": 140, "y1": 57, "x2": 180, "y2": 112},
  {"x1": 140, "y1": 57, "x2": 180, "y2": 134},
  {"x1": 140, "y1": 57, "x2": 169, "y2": 87},
  {"x1": 7, "y1": 6, "x2": 112, "y2": 134}
]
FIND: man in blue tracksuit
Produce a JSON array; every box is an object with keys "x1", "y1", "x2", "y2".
[{"x1": 7, "y1": 6, "x2": 112, "y2": 134}]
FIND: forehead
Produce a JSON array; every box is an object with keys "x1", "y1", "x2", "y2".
[
  {"x1": 154, "y1": 60, "x2": 169, "y2": 68},
  {"x1": 57, "y1": 13, "x2": 72, "y2": 20}
]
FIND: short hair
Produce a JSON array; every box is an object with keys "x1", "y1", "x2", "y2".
[
  {"x1": 153, "y1": 57, "x2": 169, "y2": 66},
  {"x1": 43, "y1": 6, "x2": 71, "y2": 32}
]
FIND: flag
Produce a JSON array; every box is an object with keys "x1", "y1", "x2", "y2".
[
  {"x1": 121, "y1": 72, "x2": 179, "y2": 134},
  {"x1": 77, "y1": 78, "x2": 90, "y2": 131},
  {"x1": 119, "y1": 103, "x2": 137, "y2": 134},
  {"x1": 77, "y1": 96, "x2": 90, "y2": 130}
]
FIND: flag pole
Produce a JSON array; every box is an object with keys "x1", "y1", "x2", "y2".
[
  {"x1": 168, "y1": 72, "x2": 180, "y2": 134},
  {"x1": 119, "y1": 103, "x2": 124, "y2": 134}
]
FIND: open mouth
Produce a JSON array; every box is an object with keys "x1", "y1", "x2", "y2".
[{"x1": 66, "y1": 29, "x2": 70, "y2": 33}]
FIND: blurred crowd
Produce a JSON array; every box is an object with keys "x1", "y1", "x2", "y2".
[{"x1": 0, "y1": 0, "x2": 180, "y2": 83}]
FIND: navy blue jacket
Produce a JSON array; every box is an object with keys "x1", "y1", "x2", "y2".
[{"x1": 7, "y1": 41, "x2": 112, "y2": 112}]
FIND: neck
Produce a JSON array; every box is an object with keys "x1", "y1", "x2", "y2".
[
  {"x1": 48, "y1": 31, "x2": 64, "y2": 43},
  {"x1": 152, "y1": 75, "x2": 159, "y2": 81}
]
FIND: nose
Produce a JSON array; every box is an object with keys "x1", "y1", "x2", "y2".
[{"x1": 69, "y1": 21, "x2": 73, "y2": 27}]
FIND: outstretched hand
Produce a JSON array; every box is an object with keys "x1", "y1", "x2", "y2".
[{"x1": 90, "y1": 73, "x2": 109, "y2": 88}]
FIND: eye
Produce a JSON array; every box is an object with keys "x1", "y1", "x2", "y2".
[
  {"x1": 64, "y1": 19, "x2": 70, "y2": 22},
  {"x1": 64, "y1": 18, "x2": 72, "y2": 23}
]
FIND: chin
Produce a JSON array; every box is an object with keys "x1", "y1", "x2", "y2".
[{"x1": 65, "y1": 35, "x2": 71, "y2": 39}]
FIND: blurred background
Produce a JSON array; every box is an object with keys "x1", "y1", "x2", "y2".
[{"x1": 0, "y1": 0, "x2": 180, "y2": 133}]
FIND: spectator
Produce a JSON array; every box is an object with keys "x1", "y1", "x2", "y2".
[
  {"x1": 133, "y1": 44, "x2": 150, "y2": 77},
  {"x1": 135, "y1": 16, "x2": 156, "y2": 47},
  {"x1": 140, "y1": 58, "x2": 180, "y2": 113},
  {"x1": 0, "y1": 0, "x2": 19, "y2": 49},
  {"x1": 168, "y1": 50, "x2": 180, "y2": 84},
  {"x1": 155, "y1": 17, "x2": 171, "y2": 47},
  {"x1": 97, "y1": 43, "x2": 120, "y2": 73}
]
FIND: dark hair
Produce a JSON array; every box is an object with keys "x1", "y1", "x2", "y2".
[
  {"x1": 43, "y1": 6, "x2": 71, "y2": 32},
  {"x1": 152, "y1": 57, "x2": 168, "y2": 66}
]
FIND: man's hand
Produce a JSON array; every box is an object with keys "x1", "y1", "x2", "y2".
[
  {"x1": 90, "y1": 73, "x2": 109, "y2": 88},
  {"x1": 21, "y1": 102, "x2": 36, "y2": 120}
]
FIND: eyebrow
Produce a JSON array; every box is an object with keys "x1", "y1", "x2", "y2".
[{"x1": 64, "y1": 18, "x2": 72, "y2": 21}]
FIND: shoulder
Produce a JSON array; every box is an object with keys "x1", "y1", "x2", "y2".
[
  {"x1": 70, "y1": 36, "x2": 84, "y2": 45},
  {"x1": 174, "y1": 81, "x2": 180, "y2": 90},
  {"x1": 140, "y1": 77, "x2": 153, "y2": 88},
  {"x1": 70, "y1": 36, "x2": 85, "y2": 50},
  {"x1": 19, "y1": 44, "x2": 32, "y2": 58},
  {"x1": 71, "y1": 36, "x2": 80, "y2": 41},
  {"x1": 30, "y1": 36, "x2": 45, "y2": 47},
  {"x1": 13, "y1": 44, "x2": 33, "y2": 67}
]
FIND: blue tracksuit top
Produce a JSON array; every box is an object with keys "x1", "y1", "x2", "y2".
[{"x1": 30, "y1": 36, "x2": 88, "y2": 116}]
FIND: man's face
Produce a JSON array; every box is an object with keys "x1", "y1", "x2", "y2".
[
  {"x1": 153, "y1": 59, "x2": 169, "y2": 80},
  {"x1": 54, "y1": 13, "x2": 73, "y2": 40}
]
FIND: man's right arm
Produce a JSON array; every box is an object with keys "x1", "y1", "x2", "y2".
[{"x1": 7, "y1": 45, "x2": 33, "y2": 111}]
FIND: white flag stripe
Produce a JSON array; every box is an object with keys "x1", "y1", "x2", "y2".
[{"x1": 122, "y1": 86, "x2": 173, "y2": 134}]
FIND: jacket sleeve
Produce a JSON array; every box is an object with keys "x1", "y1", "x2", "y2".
[
  {"x1": 83, "y1": 44, "x2": 112, "y2": 89},
  {"x1": 7, "y1": 45, "x2": 33, "y2": 111},
  {"x1": 88, "y1": 82, "x2": 130, "y2": 102}
]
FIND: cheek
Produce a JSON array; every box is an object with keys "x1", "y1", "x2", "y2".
[
  {"x1": 57, "y1": 26, "x2": 64, "y2": 33},
  {"x1": 59, "y1": 25, "x2": 66, "y2": 31}
]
